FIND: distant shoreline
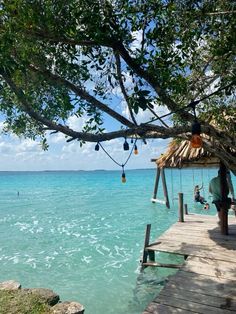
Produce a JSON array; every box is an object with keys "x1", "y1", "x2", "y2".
[{"x1": 0, "y1": 168, "x2": 156, "y2": 173}]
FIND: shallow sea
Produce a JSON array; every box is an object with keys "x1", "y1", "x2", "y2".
[{"x1": 0, "y1": 168, "x2": 235, "y2": 313}]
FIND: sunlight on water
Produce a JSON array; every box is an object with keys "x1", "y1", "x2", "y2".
[{"x1": 0, "y1": 169, "x2": 234, "y2": 313}]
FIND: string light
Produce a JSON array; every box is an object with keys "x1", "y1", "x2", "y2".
[
  {"x1": 97, "y1": 139, "x2": 138, "y2": 183},
  {"x1": 191, "y1": 134, "x2": 202, "y2": 148},
  {"x1": 121, "y1": 166, "x2": 126, "y2": 183},
  {"x1": 92, "y1": 83, "x2": 234, "y2": 180},
  {"x1": 123, "y1": 138, "x2": 129, "y2": 151}
]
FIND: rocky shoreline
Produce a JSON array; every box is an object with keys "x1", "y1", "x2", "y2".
[{"x1": 0, "y1": 280, "x2": 85, "y2": 314}]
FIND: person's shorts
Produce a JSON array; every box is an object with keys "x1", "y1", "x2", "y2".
[{"x1": 212, "y1": 198, "x2": 232, "y2": 211}]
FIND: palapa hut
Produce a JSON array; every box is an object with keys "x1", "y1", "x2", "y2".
[
  {"x1": 151, "y1": 139, "x2": 236, "y2": 235},
  {"x1": 153, "y1": 140, "x2": 236, "y2": 174}
]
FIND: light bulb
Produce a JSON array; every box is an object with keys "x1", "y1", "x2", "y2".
[
  {"x1": 121, "y1": 173, "x2": 126, "y2": 183},
  {"x1": 190, "y1": 134, "x2": 202, "y2": 148},
  {"x1": 123, "y1": 139, "x2": 129, "y2": 151}
]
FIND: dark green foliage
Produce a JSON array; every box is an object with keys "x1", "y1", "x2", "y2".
[{"x1": 0, "y1": 0, "x2": 235, "y2": 148}]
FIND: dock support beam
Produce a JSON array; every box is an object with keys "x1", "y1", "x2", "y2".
[
  {"x1": 141, "y1": 224, "x2": 155, "y2": 266},
  {"x1": 161, "y1": 168, "x2": 170, "y2": 209},
  {"x1": 152, "y1": 168, "x2": 160, "y2": 201}
]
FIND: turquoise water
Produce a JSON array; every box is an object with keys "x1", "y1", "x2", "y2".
[{"x1": 0, "y1": 169, "x2": 235, "y2": 313}]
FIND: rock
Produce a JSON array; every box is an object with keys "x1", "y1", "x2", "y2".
[
  {"x1": 25, "y1": 288, "x2": 60, "y2": 306},
  {"x1": 0, "y1": 280, "x2": 21, "y2": 290},
  {"x1": 52, "y1": 301, "x2": 85, "y2": 314}
]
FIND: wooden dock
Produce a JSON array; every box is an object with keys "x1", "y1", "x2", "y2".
[{"x1": 142, "y1": 214, "x2": 236, "y2": 313}]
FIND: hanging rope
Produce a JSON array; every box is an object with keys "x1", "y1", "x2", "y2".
[
  {"x1": 192, "y1": 168, "x2": 195, "y2": 199},
  {"x1": 192, "y1": 168, "x2": 195, "y2": 186},
  {"x1": 201, "y1": 168, "x2": 205, "y2": 197}
]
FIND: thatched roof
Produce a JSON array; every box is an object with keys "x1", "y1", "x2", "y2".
[{"x1": 153, "y1": 140, "x2": 235, "y2": 173}]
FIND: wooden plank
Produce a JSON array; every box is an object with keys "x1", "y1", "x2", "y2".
[
  {"x1": 147, "y1": 241, "x2": 236, "y2": 262},
  {"x1": 163, "y1": 223, "x2": 236, "y2": 233},
  {"x1": 182, "y1": 256, "x2": 236, "y2": 280},
  {"x1": 159, "y1": 226, "x2": 236, "y2": 240},
  {"x1": 142, "y1": 261, "x2": 182, "y2": 269},
  {"x1": 155, "y1": 294, "x2": 234, "y2": 314},
  {"x1": 145, "y1": 302, "x2": 196, "y2": 313},
  {"x1": 156, "y1": 236, "x2": 236, "y2": 253},
  {"x1": 184, "y1": 214, "x2": 235, "y2": 222},
  {"x1": 157, "y1": 233, "x2": 236, "y2": 249},
  {"x1": 158, "y1": 286, "x2": 236, "y2": 310},
  {"x1": 166, "y1": 271, "x2": 236, "y2": 298}
]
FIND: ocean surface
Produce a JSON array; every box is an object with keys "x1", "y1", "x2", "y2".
[{"x1": 0, "y1": 168, "x2": 235, "y2": 314}]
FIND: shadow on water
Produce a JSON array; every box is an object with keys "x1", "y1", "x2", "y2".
[{"x1": 128, "y1": 253, "x2": 184, "y2": 313}]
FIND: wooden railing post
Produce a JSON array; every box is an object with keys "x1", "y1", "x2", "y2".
[
  {"x1": 178, "y1": 193, "x2": 184, "y2": 222},
  {"x1": 184, "y1": 204, "x2": 188, "y2": 215}
]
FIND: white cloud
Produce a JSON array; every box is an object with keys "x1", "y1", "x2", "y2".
[{"x1": 0, "y1": 127, "x2": 169, "y2": 171}]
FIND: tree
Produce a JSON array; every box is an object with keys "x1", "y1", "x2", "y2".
[{"x1": 0, "y1": 0, "x2": 235, "y2": 169}]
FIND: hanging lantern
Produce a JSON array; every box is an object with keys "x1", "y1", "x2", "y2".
[
  {"x1": 190, "y1": 120, "x2": 202, "y2": 148},
  {"x1": 123, "y1": 138, "x2": 129, "y2": 151},
  {"x1": 95, "y1": 143, "x2": 100, "y2": 151},
  {"x1": 134, "y1": 144, "x2": 138, "y2": 155},
  {"x1": 121, "y1": 172, "x2": 126, "y2": 183}
]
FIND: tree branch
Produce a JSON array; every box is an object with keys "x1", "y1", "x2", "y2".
[
  {"x1": 1, "y1": 68, "x2": 236, "y2": 171},
  {"x1": 113, "y1": 51, "x2": 138, "y2": 125},
  {"x1": 29, "y1": 64, "x2": 135, "y2": 129},
  {"x1": 23, "y1": 30, "x2": 113, "y2": 48},
  {"x1": 0, "y1": 69, "x2": 193, "y2": 142}
]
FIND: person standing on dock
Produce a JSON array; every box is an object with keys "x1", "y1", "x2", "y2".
[{"x1": 209, "y1": 170, "x2": 233, "y2": 219}]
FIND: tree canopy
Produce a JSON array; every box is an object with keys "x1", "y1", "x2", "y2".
[{"x1": 0, "y1": 0, "x2": 235, "y2": 168}]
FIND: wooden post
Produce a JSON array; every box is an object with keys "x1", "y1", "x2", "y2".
[
  {"x1": 178, "y1": 193, "x2": 184, "y2": 222},
  {"x1": 184, "y1": 204, "x2": 188, "y2": 215},
  {"x1": 152, "y1": 167, "x2": 160, "y2": 201},
  {"x1": 219, "y1": 162, "x2": 228, "y2": 235},
  {"x1": 141, "y1": 224, "x2": 154, "y2": 264},
  {"x1": 161, "y1": 168, "x2": 170, "y2": 209}
]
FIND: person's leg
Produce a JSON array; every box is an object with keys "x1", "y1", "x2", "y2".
[{"x1": 214, "y1": 203, "x2": 221, "y2": 220}]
